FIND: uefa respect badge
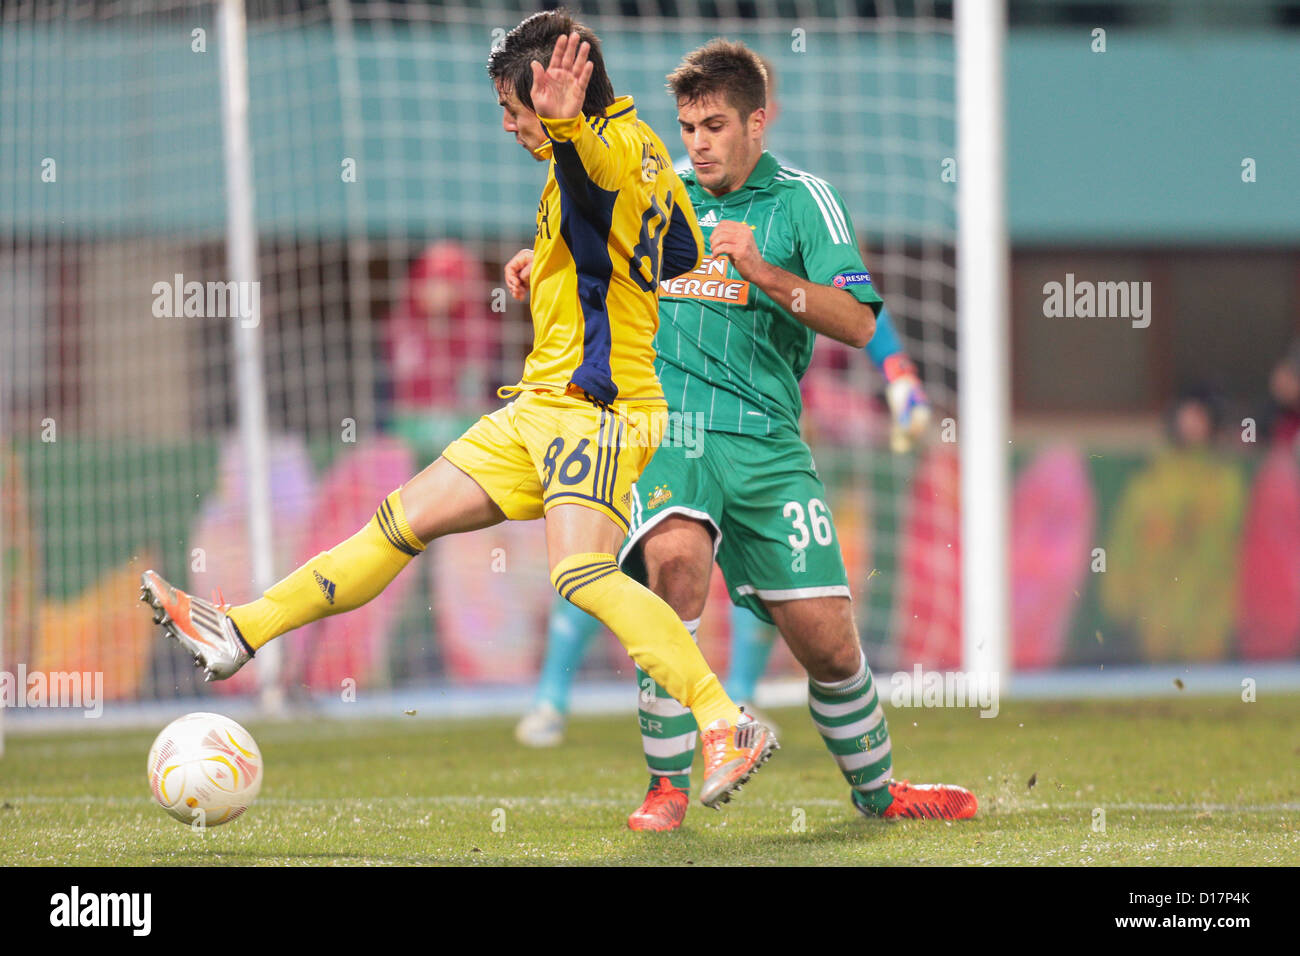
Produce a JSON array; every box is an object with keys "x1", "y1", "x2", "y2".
[{"x1": 832, "y1": 271, "x2": 872, "y2": 288}]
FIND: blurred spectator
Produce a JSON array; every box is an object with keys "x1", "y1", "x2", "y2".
[
  {"x1": 381, "y1": 241, "x2": 502, "y2": 452},
  {"x1": 383, "y1": 241, "x2": 499, "y2": 415},
  {"x1": 1260, "y1": 341, "x2": 1300, "y2": 447},
  {"x1": 1166, "y1": 382, "x2": 1224, "y2": 448},
  {"x1": 1102, "y1": 382, "x2": 1244, "y2": 662},
  {"x1": 801, "y1": 341, "x2": 880, "y2": 446}
]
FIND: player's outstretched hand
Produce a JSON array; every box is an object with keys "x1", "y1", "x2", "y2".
[
  {"x1": 505, "y1": 248, "x2": 534, "y2": 301},
  {"x1": 530, "y1": 31, "x2": 592, "y2": 120}
]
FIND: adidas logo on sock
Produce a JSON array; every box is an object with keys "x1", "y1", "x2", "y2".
[{"x1": 313, "y1": 570, "x2": 336, "y2": 605}]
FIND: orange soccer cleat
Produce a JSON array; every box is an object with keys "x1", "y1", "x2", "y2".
[
  {"x1": 140, "y1": 570, "x2": 253, "y2": 681},
  {"x1": 627, "y1": 777, "x2": 691, "y2": 832},
  {"x1": 857, "y1": 779, "x2": 978, "y2": 821},
  {"x1": 698, "y1": 711, "x2": 778, "y2": 809}
]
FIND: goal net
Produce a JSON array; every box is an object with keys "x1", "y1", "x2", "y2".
[{"x1": 0, "y1": 0, "x2": 958, "y2": 727}]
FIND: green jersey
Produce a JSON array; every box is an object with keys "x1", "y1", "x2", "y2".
[{"x1": 654, "y1": 151, "x2": 883, "y2": 436}]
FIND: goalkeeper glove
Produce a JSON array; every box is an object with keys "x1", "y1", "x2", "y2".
[{"x1": 882, "y1": 355, "x2": 931, "y2": 454}]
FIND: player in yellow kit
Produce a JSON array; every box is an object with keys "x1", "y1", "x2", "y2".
[{"x1": 139, "y1": 10, "x2": 776, "y2": 811}]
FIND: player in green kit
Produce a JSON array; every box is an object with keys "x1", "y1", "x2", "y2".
[
  {"x1": 513, "y1": 56, "x2": 931, "y2": 751},
  {"x1": 615, "y1": 39, "x2": 977, "y2": 829}
]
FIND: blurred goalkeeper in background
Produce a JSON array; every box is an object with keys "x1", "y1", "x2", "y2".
[
  {"x1": 515, "y1": 53, "x2": 933, "y2": 752},
  {"x1": 141, "y1": 9, "x2": 777, "y2": 812},
  {"x1": 509, "y1": 39, "x2": 973, "y2": 830}
]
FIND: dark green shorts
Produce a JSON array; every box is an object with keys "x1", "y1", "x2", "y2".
[{"x1": 618, "y1": 427, "x2": 850, "y2": 624}]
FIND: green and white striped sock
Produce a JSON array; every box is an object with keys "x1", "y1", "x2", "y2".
[
  {"x1": 808, "y1": 650, "x2": 894, "y2": 814},
  {"x1": 635, "y1": 616, "x2": 701, "y2": 791}
]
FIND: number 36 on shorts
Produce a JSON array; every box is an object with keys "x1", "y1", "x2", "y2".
[{"x1": 784, "y1": 498, "x2": 833, "y2": 549}]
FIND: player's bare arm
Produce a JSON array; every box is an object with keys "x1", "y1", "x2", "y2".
[{"x1": 709, "y1": 218, "x2": 877, "y2": 348}]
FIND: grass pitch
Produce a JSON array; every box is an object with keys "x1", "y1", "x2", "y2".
[{"x1": 2, "y1": 695, "x2": 1298, "y2": 866}]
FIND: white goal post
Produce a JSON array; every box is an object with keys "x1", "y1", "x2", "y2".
[
  {"x1": 956, "y1": 0, "x2": 1010, "y2": 684},
  {"x1": 216, "y1": 0, "x2": 281, "y2": 710}
]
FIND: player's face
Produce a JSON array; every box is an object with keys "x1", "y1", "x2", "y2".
[
  {"x1": 496, "y1": 82, "x2": 548, "y2": 160},
  {"x1": 677, "y1": 94, "x2": 766, "y2": 196}
]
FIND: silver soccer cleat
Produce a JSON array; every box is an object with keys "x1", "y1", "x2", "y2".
[{"x1": 139, "y1": 570, "x2": 252, "y2": 681}]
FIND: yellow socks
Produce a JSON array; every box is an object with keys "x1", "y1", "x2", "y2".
[
  {"x1": 226, "y1": 503, "x2": 739, "y2": 732},
  {"x1": 227, "y1": 490, "x2": 425, "y2": 650},
  {"x1": 550, "y1": 552, "x2": 741, "y2": 728},
  {"x1": 682, "y1": 673, "x2": 737, "y2": 730}
]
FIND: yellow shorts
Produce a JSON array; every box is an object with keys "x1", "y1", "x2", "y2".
[{"x1": 442, "y1": 389, "x2": 667, "y2": 532}]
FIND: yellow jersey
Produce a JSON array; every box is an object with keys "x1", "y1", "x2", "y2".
[{"x1": 507, "y1": 95, "x2": 704, "y2": 405}]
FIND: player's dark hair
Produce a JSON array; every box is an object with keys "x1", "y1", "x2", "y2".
[
  {"x1": 486, "y1": 9, "x2": 615, "y2": 117},
  {"x1": 667, "y1": 38, "x2": 767, "y2": 119}
]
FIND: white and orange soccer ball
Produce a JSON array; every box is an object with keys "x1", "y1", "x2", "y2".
[{"x1": 146, "y1": 712, "x2": 263, "y2": 827}]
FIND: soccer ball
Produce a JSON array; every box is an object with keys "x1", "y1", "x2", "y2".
[{"x1": 146, "y1": 712, "x2": 263, "y2": 827}]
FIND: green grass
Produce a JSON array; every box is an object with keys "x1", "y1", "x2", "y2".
[{"x1": 2, "y1": 695, "x2": 1299, "y2": 866}]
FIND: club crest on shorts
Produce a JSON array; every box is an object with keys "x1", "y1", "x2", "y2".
[{"x1": 646, "y1": 485, "x2": 673, "y2": 510}]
